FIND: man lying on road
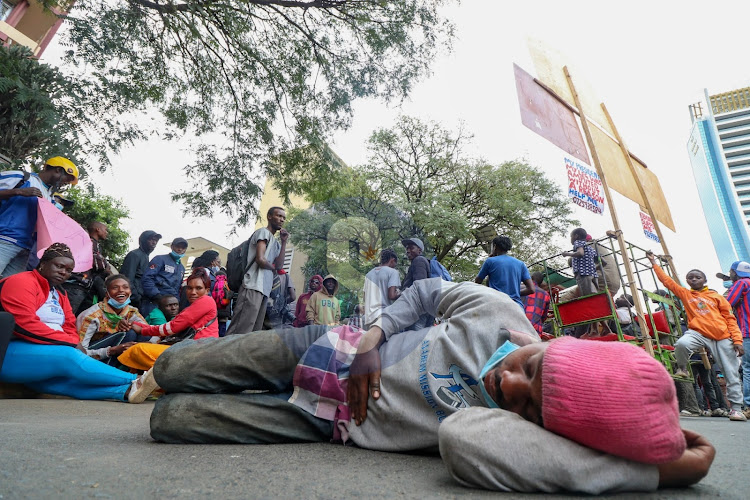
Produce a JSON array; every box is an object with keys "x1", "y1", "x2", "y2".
[{"x1": 144, "y1": 279, "x2": 714, "y2": 494}]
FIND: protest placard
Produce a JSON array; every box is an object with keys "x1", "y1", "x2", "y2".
[
  {"x1": 640, "y1": 211, "x2": 660, "y2": 242},
  {"x1": 36, "y1": 198, "x2": 93, "y2": 272},
  {"x1": 565, "y1": 157, "x2": 604, "y2": 215}
]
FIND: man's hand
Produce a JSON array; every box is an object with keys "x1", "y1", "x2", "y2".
[
  {"x1": 108, "y1": 342, "x2": 137, "y2": 357},
  {"x1": 130, "y1": 322, "x2": 143, "y2": 334},
  {"x1": 734, "y1": 343, "x2": 745, "y2": 357},
  {"x1": 605, "y1": 229, "x2": 621, "y2": 238},
  {"x1": 347, "y1": 326, "x2": 385, "y2": 426},
  {"x1": 14, "y1": 187, "x2": 43, "y2": 198},
  {"x1": 279, "y1": 228, "x2": 289, "y2": 242},
  {"x1": 646, "y1": 251, "x2": 656, "y2": 265},
  {"x1": 658, "y1": 429, "x2": 715, "y2": 488},
  {"x1": 116, "y1": 318, "x2": 133, "y2": 332}
]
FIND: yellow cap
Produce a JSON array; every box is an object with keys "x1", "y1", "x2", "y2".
[{"x1": 45, "y1": 156, "x2": 79, "y2": 185}]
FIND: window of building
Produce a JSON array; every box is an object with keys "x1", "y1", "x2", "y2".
[{"x1": 0, "y1": 0, "x2": 16, "y2": 22}]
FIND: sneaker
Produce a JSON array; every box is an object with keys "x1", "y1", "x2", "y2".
[
  {"x1": 128, "y1": 368, "x2": 159, "y2": 404},
  {"x1": 728, "y1": 409, "x2": 748, "y2": 422},
  {"x1": 700, "y1": 410, "x2": 712, "y2": 417},
  {"x1": 680, "y1": 409, "x2": 702, "y2": 417},
  {"x1": 711, "y1": 408, "x2": 729, "y2": 417},
  {"x1": 673, "y1": 368, "x2": 690, "y2": 378}
]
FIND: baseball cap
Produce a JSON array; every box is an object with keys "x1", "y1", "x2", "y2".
[
  {"x1": 171, "y1": 237, "x2": 188, "y2": 247},
  {"x1": 730, "y1": 261, "x2": 750, "y2": 278},
  {"x1": 401, "y1": 237, "x2": 424, "y2": 252}
]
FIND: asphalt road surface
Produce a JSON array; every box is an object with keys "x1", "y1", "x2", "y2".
[{"x1": 0, "y1": 400, "x2": 746, "y2": 499}]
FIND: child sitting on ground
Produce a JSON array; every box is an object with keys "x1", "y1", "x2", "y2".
[{"x1": 647, "y1": 252, "x2": 746, "y2": 422}]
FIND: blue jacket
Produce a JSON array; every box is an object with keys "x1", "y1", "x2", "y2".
[
  {"x1": 0, "y1": 171, "x2": 52, "y2": 249},
  {"x1": 141, "y1": 254, "x2": 185, "y2": 301}
]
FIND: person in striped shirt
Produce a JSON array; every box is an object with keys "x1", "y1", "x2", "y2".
[{"x1": 725, "y1": 260, "x2": 750, "y2": 419}]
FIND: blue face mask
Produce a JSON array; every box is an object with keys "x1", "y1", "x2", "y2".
[
  {"x1": 108, "y1": 297, "x2": 131, "y2": 309},
  {"x1": 477, "y1": 340, "x2": 519, "y2": 408},
  {"x1": 53, "y1": 202, "x2": 64, "y2": 210},
  {"x1": 170, "y1": 251, "x2": 184, "y2": 260},
  {"x1": 724, "y1": 280, "x2": 734, "y2": 289},
  {"x1": 210, "y1": 266, "x2": 220, "y2": 274}
]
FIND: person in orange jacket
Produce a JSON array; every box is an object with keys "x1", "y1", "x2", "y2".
[{"x1": 647, "y1": 252, "x2": 746, "y2": 421}]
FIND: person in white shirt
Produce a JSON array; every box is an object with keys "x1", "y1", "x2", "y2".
[{"x1": 363, "y1": 249, "x2": 401, "y2": 329}]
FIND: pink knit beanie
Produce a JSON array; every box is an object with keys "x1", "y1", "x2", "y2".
[{"x1": 542, "y1": 337, "x2": 686, "y2": 464}]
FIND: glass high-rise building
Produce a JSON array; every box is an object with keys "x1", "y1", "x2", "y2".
[{"x1": 687, "y1": 87, "x2": 750, "y2": 271}]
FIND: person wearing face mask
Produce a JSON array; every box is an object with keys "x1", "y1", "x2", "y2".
[
  {"x1": 438, "y1": 338, "x2": 715, "y2": 493},
  {"x1": 139, "y1": 237, "x2": 188, "y2": 317},
  {"x1": 724, "y1": 260, "x2": 750, "y2": 420},
  {"x1": 0, "y1": 157, "x2": 79, "y2": 278},
  {"x1": 120, "y1": 230, "x2": 162, "y2": 309},
  {"x1": 144, "y1": 278, "x2": 715, "y2": 493},
  {"x1": 0, "y1": 243, "x2": 155, "y2": 403},
  {"x1": 76, "y1": 274, "x2": 146, "y2": 365}
]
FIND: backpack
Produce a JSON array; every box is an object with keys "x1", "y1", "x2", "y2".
[
  {"x1": 0, "y1": 171, "x2": 30, "y2": 213},
  {"x1": 14, "y1": 171, "x2": 30, "y2": 189},
  {"x1": 226, "y1": 238, "x2": 252, "y2": 292},
  {"x1": 211, "y1": 273, "x2": 230, "y2": 308},
  {"x1": 430, "y1": 256, "x2": 452, "y2": 281}
]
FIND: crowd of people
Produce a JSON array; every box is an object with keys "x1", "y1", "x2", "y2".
[{"x1": 2, "y1": 159, "x2": 745, "y2": 493}]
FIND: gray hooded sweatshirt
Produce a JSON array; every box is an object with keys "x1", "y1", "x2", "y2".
[
  {"x1": 348, "y1": 278, "x2": 658, "y2": 494},
  {"x1": 346, "y1": 278, "x2": 540, "y2": 451}
]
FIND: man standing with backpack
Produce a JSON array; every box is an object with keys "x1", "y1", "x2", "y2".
[{"x1": 226, "y1": 206, "x2": 288, "y2": 335}]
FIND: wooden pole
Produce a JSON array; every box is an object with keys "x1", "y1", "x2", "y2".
[
  {"x1": 563, "y1": 66, "x2": 654, "y2": 355},
  {"x1": 600, "y1": 103, "x2": 679, "y2": 280}
]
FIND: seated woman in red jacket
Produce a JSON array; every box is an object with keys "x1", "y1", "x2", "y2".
[
  {"x1": 118, "y1": 268, "x2": 218, "y2": 371},
  {"x1": 0, "y1": 243, "x2": 154, "y2": 403}
]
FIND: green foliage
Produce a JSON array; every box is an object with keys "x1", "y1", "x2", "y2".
[
  {"x1": 363, "y1": 116, "x2": 579, "y2": 281},
  {"x1": 0, "y1": 44, "x2": 140, "y2": 172},
  {"x1": 287, "y1": 195, "x2": 420, "y2": 316},
  {"x1": 64, "y1": 185, "x2": 131, "y2": 267},
  {"x1": 287, "y1": 117, "x2": 578, "y2": 286},
  {"x1": 46, "y1": 0, "x2": 455, "y2": 226},
  {"x1": 0, "y1": 45, "x2": 80, "y2": 168}
]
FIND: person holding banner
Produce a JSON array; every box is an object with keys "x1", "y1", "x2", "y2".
[{"x1": 0, "y1": 157, "x2": 79, "y2": 278}]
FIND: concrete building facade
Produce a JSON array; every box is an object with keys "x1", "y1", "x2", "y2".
[
  {"x1": 0, "y1": 0, "x2": 70, "y2": 58},
  {"x1": 687, "y1": 86, "x2": 750, "y2": 270}
]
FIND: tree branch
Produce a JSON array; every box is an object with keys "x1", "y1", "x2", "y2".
[{"x1": 128, "y1": 0, "x2": 350, "y2": 14}]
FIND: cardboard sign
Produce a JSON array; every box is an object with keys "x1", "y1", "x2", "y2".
[
  {"x1": 640, "y1": 211, "x2": 660, "y2": 242},
  {"x1": 515, "y1": 64, "x2": 590, "y2": 165},
  {"x1": 565, "y1": 157, "x2": 604, "y2": 215},
  {"x1": 36, "y1": 198, "x2": 93, "y2": 272}
]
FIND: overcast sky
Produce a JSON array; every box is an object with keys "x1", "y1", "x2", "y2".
[{"x1": 43, "y1": 0, "x2": 750, "y2": 288}]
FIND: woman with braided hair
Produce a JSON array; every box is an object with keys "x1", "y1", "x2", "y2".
[{"x1": 0, "y1": 243, "x2": 155, "y2": 403}]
